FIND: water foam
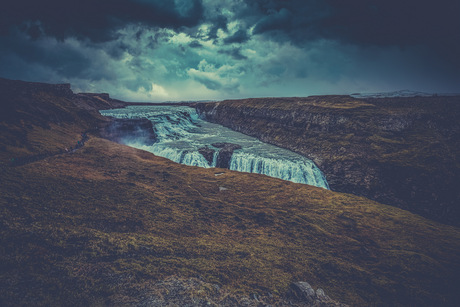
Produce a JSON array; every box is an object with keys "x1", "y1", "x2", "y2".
[{"x1": 100, "y1": 106, "x2": 329, "y2": 189}]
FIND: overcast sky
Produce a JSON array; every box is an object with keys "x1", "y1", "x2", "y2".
[{"x1": 1, "y1": 0, "x2": 459, "y2": 101}]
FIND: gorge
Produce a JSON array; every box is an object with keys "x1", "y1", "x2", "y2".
[
  {"x1": 1, "y1": 78, "x2": 459, "y2": 306},
  {"x1": 100, "y1": 106, "x2": 329, "y2": 189},
  {"x1": 100, "y1": 96, "x2": 459, "y2": 226},
  {"x1": 196, "y1": 96, "x2": 460, "y2": 226}
]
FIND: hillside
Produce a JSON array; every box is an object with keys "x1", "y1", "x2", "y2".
[
  {"x1": 1, "y1": 79, "x2": 460, "y2": 306},
  {"x1": 196, "y1": 96, "x2": 460, "y2": 226}
]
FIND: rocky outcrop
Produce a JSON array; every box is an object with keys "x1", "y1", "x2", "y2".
[
  {"x1": 289, "y1": 282, "x2": 347, "y2": 306},
  {"x1": 0, "y1": 78, "x2": 78, "y2": 126},
  {"x1": 212, "y1": 142, "x2": 242, "y2": 168},
  {"x1": 107, "y1": 276, "x2": 347, "y2": 306},
  {"x1": 75, "y1": 93, "x2": 128, "y2": 111},
  {"x1": 196, "y1": 96, "x2": 460, "y2": 226},
  {"x1": 0, "y1": 78, "x2": 127, "y2": 129},
  {"x1": 197, "y1": 143, "x2": 243, "y2": 168},
  {"x1": 0, "y1": 77, "x2": 73, "y2": 99},
  {"x1": 100, "y1": 118, "x2": 157, "y2": 146},
  {"x1": 198, "y1": 146, "x2": 216, "y2": 165}
]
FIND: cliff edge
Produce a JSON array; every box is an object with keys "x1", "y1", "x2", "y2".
[{"x1": 196, "y1": 96, "x2": 460, "y2": 226}]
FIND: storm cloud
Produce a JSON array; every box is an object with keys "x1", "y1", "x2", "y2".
[
  {"x1": 0, "y1": 0, "x2": 459, "y2": 101},
  {"x1": 0, "y1": 0, "x2": 204, "y2": 41}
]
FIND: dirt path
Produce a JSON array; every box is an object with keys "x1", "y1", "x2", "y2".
[{"x1": 9, "y1": 132, "x2": 89, "y2": 167}]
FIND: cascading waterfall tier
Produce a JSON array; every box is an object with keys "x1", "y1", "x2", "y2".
[{"x1": 100, "y1": 105, "x2": 329, "y2": 189}]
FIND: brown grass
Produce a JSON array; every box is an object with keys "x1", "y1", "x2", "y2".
[
  {"x1": 1, "y1": 81, "x2": 459, "y2": 306},
  {"x1": 1, "y1": 135, "x2": 459, "y2": 306}
]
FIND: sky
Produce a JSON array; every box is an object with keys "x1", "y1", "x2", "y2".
[{"x1": 1, "y1": 0, "x2": 459, "y2": 102}]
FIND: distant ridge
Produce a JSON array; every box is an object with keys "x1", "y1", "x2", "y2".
[{"x1": 350, "y1": 89, "x2": 460, "y2": 98}]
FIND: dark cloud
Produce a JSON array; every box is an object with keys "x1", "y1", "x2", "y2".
[
  {"x1": 0, "y1": 0, "x2": 459, "y2": 99},
  {"x1": 0, "y1": 0, "x2": 204, "y2": 42},
  {"x1": 218, "y1": 48, "x2": 247, "y2": 60},
  {"x1": 189, "y1": 40, "x2": 203, "y2": 48},
  {"x1": 321, "y1": 1, "x2": 460, "y2": 46},
  {"x1": 244, "y1": 0, "x2": 459, "y2": 46},
  {"x1": 192, "y1": 75, "x2": 222, "y2": 91},
  {"x1": 0, "y1": 30, "x2": 91, "y2": 79},
  {"x1": 253, "y1": 8, "x2": 293, "y2": 35},
  {"x1": 206, "y1": 14, "x2": 228, "y2": 40},
  {"x1": 223, "y1": 29, "x2": 250, "y2": 45},
  {"x1": 245, "y1": 0, "x2": 460, "y2": 68}
]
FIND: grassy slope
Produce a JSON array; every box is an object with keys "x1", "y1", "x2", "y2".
[
  {"x1": 2, "y1": 136, "x2": 460, "y2": 306},
  {"x1": 1, "y1": 84, "x2": 460, "y2": 306}
]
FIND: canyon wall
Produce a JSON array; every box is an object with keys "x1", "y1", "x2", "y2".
[{"x1": 196, "y1": 96, "x2": 460, "y2": 226}]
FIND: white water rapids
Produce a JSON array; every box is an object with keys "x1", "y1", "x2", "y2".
[{"x1": 100, "y1": 105, "x2": 329, "y2": 189}]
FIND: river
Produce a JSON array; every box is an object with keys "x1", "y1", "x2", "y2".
[{"x1": 100, "y1": 105, "x2": 329, "y2": 189}]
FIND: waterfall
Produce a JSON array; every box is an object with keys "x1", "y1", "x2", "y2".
[
  {"x1": 229, "y1": 152, "x2": 329, "y2": 188},
  {"x1": 100, "y1": 106, "x2": 329, "y2": 189}
]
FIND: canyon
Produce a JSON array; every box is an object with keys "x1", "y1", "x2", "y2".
[
  {"x1": 100, "y1": 105, "x2": 329, "y2": 188},
  {"x1": 1, "y1": 78, "x2": 459, "y2": 306},
  {"x1": 196, "y1": 96, "x2": 460, "y2": 226}
]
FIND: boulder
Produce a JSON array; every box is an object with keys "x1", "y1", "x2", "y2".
[
  {"x1": 290, "y1": 281, "x2": 316, "y2": 303},
  {"x1": 212, "y1": 143, "x2": 242, "y2": 169},
  {"x1": 288, "y1": 282, "x2": 348, "y2": 306},
  {"x1": 198, "y1": 147, "x2": 216, "y2": 165}
]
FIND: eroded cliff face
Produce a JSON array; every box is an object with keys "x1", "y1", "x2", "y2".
[{"x1": 196, "y1": 96, "x2": 460, "y2": 226}]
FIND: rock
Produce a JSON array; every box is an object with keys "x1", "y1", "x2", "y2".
[
  {"x1": 212, "y1": 142, "x2": 242, "y2": 169},
  {"x1": 288, "y1": 282, "x2": 348, "y2": 306},
  {"x1": 75, "y1": 93, "x2": 128, "y2": 110},
  {"x1": 290, "y1": 281, "x2": 316, "y2": 302},
  {"x1": 316, "y1": 288, "x2": 326, "y2": 298},
  {"x1": 197, "y1": 143, "x2": 243, "y2": 168},
  {"x1": 198, "y1": 146, "x2": 216, "y2": 165}
]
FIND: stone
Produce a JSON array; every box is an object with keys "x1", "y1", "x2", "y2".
[
  {"x1": 198, "y1": 146, "x2": 216, "y2": 165},
  {"x1": 289, "y1": 281, "x2": 316, "y2": 302},
  {"x1": 212, "y1": 142, "x2": 242, "y2": 169},
  {"x1": 316, "y1": 288, "x2": 326, "y2": 298}
]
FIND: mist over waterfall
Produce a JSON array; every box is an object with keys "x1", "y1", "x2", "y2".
[{"x1": 100, "y1": 106, "x2": 329, "y2": 189}]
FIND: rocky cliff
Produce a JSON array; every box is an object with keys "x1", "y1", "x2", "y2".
[
  {"x1": 0, "y1": 78, "x2": 144, "y2": 162},
  {"x1": 196, "y1": 96, "x2": 460, "y2": 226}
]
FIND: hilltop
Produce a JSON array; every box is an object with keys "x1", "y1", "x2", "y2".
[{"x1": 1, "y1": 79, "x2": 460, "y2": 306}]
